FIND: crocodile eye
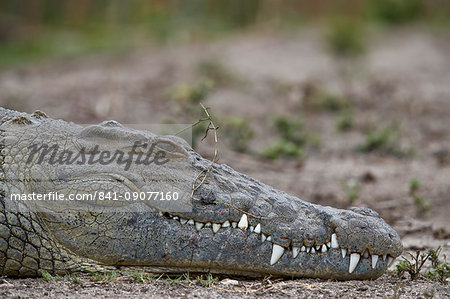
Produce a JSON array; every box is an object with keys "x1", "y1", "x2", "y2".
[
  {"x1": 349, "y1": 207, "x2": 380, "y2": 218},
  {"x1": 156, "y1": 140, "x2": 181, "y2": 153},
  {"x1": 153, "y1": 136, "x2": 190, "y2": 157}
]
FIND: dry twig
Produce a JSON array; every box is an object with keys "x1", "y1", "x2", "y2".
[{"x1": 185, "y1": 104, "x2": 275, "y2": 220}]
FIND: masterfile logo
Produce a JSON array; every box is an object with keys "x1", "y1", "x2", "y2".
[{"x1": 26, "y1": 140, "x2": 171, "y2": 171}]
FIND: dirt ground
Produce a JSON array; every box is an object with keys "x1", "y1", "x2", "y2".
[{"x1": 0, "y1": 27, "x2": 449, "y2": 298}]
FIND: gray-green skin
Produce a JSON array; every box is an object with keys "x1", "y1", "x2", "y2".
[{"x1": 0, "y1": 107, "x2": 402, "y2": 279}]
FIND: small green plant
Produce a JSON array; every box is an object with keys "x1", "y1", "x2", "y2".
[
  {"x1": 170, "y1": 79, "x2": 214, "y2": 107},
  {"x1": 394, "y1": 250, "x2": 431, "y2": 280},
  {"x1": 166, "y1": 273, "x2": 186, "y2": 285},
  {"x1": 183, "y1": 272, "x2": 191, "y2": 283},
  {"x1": 263, "y1": 140, "x2": 305, "y2": 161},
  {"x1": 314, "y1": 93, "x2": 352, "y2": 112},
  {"x1": 129, "y1": 270, "x2": 157, "y2": 283},
  {"x1": 66, "y1": 273, "x2": 81, "y2": 284},
  {"x1": 394, "y1": 247, "x2": 449, "y2": 283},
  {"x1": 197, "y1": 273, "x2": 218, "y2": 287},
  {"x1": 367, "y1": 0, "x2": 423, "y2": 24},
  {"x1": 300, "y1": 81, "x2": 352, "y2": 113},
  {"x1": 357, "y1": 126, "x2": 407, "y2": 156},
  {"x1": 358, "y1": 127, "x2": 394, "y2": 152},
  {"x1": 409, "y1": 178, "x2": 421, "y2": 196},
  {"x1": 39, "y1": 270, "x2": 55, "y2": 282},
  {"x1": 424, "y1": 247, "x2": 450, "y2": 284},
  {"x1": 222, "y1": 117, "x2": 255, "y2": 152},
  {"x1": 262, "y1": 116, "x2": 315, "y2": 161},
  {"x1": 163, "y1": 272, "x2": 217, "y2": 287},
  {"x1": 424, "y1": 263, "x2": 450, "y2": 284},
  {"x1": 414, "y1": 196, "x2": 433, "y2": 214},
  {"x1": 428, "y1": 246, "x2": 443, "y2": 268},
  {"x1": 274, "y1": 116, "x2": 307, "y2": 144},
  {"x1": 197, "y1": 60, "x2": 240, "y2": 87},
  {"x1": 409, "y1": 178, "x2": 433, "y2": 215},
  {"x1": 325, "y1": 18, "x2": 366, "y2": 57},
  {"x1": 343, "y1": 178, "x2": 359, "y2": 204},
  {"x1": 336, "y1": 110, "x2": 354, "y2": 131}
]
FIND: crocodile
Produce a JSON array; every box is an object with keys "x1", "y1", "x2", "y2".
[{"x1": 0, "y1": 107, "x2": 402, "y2": 279}]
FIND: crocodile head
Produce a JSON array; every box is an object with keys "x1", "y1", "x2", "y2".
[{"x1": 1, "y1": 112, "x2": 403, "y2": 279}]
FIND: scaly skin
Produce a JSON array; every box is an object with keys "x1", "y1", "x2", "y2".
[{"x1": 0, "y1": 107, "x2": 402, "y2": 279}]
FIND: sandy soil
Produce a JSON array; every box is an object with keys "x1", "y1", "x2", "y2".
[
  {"x1": 1, "y1": 274, "x2": 449, "y2": 298},
  {"x1": 0, "y1": 27, "x2": 449, "y2": 298}
]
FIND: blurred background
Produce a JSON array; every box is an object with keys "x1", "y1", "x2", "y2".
[
  {"x1": 0, "y1": 0, "x2": 449, "y2": 66},
  {"x1": 0, "y1": 0, "x2": 449, "y2": 250}
]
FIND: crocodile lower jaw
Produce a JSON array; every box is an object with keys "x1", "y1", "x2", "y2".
[{"x1": 163, "y1": 212, "x2": 396, "y2": 274}]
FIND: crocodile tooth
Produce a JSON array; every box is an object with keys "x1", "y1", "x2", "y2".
[
  {"x1": 372, "y1": 255, "x2": 379, "y2": 269},
  {"x1": 341, "y1": 249, "x2": 347, "y2": 258},
  {"x1": 232, "y1": 222, "x2": 237, "y2": 228},
  {"x1": 387, "y1": 256, "x2": 394, "y2": 266},
  {"x1": 331, "y1": 233, "x2": 339, "y2": 248},
  {"x1": 321, "y1": 245, "x2": 328, "y2": 253},
  {"x1": 315, "y1": 245, "x2": 321, "y2": 251},
  {"x1": 195, "y1": 222, "x2": 204, "y2": 230},
  {"x1": 306, "y1": 247, "x2": 310, "y2": 253},
  {"x1": 187, "y1": 219, "x2": 195, "y2": 225},
  {"x1": 261, "y1": 234, "x2": 267, "y2": 242},
  {"x1": 292, "y1": 247, "x2": 300, "y2": 258},
  {"x1": 212, "y1": 223, "x2": 221, "y2": 233},
  {"x1": 270, "y1": 244, "x2": 285, "y2": 265},
  {"x1": 311, "y1": 247, "x2": 316, "y2": 254},
  {"x1": 254, "y1": 223, "x2": 261, "y2": 234},
  {"x1": 158, "y1": 212, "x2": 163, "y2": 216},
  {"x1": 180, "y1": 219, "x2": 188, "y2": 225},
  {"x1": 383, "y1": 254, "x2": 387, "y2": 261},
  {"x1": 326, "y1": 241, "x2": 331, "y2": 248},
  {"x1": 300, "y1": 246, "x2": 306, "y2": 252},
  {"x1": 173, "y1": 216, "x2": 179, "y2": 220},
  {"x1": 204, "y1": 222, "x2": 211, "y2": 227},
  {"x1": 266, "y1": 236, "x2": 272, "y2": 242},
  {"x1": 349, "y1": 253, "x2": 361, "y2": 273},
  {"x1": 222, "y1": 220, "x2": 231, "y2": 228},
  {"x1": 238, "y1": 214, "x2": 248, "y2": 229},
  {"x1": 249, "y1": 226, "x2": 254, "y2": 232},
  {"x1": 363, "y1": 251, "x2": 369, "y2": 258}
]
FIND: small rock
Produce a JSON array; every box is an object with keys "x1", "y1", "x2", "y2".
[
  {"x1": 361, "y1": 171, "x2": 376, "y2": 183},
  {"x1": 220, "y1": 279, "x2": 239, "y2": 286},
  {"x1": 433, "y1": 227, "x2": 450, "y2": 239}
]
